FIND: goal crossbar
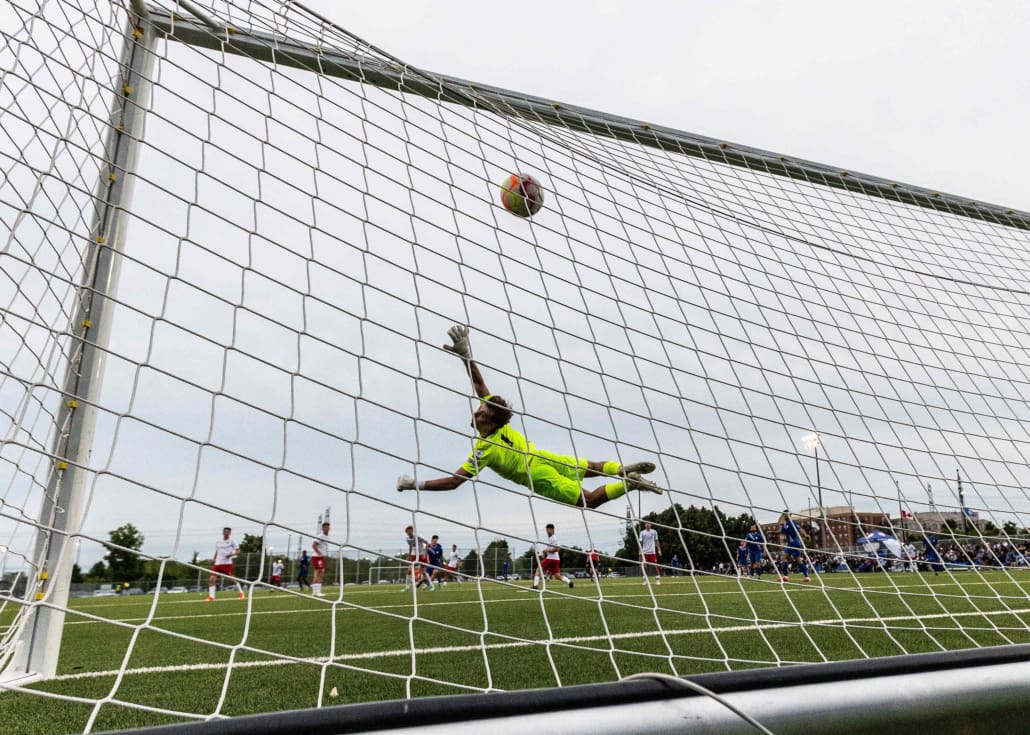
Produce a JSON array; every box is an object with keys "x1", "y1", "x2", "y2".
[{"x1": 143, "y1": 5, "x2": 1030, "y2": 232}]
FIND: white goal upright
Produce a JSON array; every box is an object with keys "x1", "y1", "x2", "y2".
[{"x1": 2, "y1": 0, "x2": 1030, "y2": 732}]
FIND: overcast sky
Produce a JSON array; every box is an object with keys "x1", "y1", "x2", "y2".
[{"x1": 312, "y1": 0, "x2": 1030, "y2": 213}]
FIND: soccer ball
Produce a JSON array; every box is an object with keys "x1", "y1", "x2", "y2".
[{"x1": 499, "y1": 173, "x2": 544, "y2": 217}]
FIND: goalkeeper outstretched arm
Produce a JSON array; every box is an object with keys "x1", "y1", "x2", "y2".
[
  {"x1": 441, "y1": 324, "x2": 490, "y2": 398},
  {"x1": 397, "y1": 326, "x2": 493, "y2": 493},
  {"x1": 398, "y1": 467, "x2": 471, "y2": 492}
]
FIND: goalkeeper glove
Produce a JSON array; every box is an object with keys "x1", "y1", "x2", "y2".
[
  {"x1": 443, "y1": 325, "x2": 471, "y2": 359},
  {"x1": 397, "y1": 475, "x2": 424, "y2": 492}
]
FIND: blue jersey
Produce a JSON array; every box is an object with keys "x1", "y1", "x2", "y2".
[
  {"x1": 426, "y1": 543, "x2": 444, "y2": 567},
  {"x1": 298, "y1": 556, "x2": 310, "y2": 576},
  {"x1": 780, "y1": 520, "x2": 804, "y2": 548},
  {"x1": 924, "y1": 535, "x2": 940, "y2": 561},
  {"x1": 736, "y1": 545, "x2": 750, "y2": 564},
  {"x1": 746, "y1": 531, "x2": 764, "y2": 562}
]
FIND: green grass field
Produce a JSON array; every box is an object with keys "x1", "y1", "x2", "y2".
[{"x1": 4, "y1": 571, "x2": 1030, "y2": 734}]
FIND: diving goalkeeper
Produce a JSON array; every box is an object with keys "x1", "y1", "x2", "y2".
[{"x1": 397, "y1": 326, "x2": 661, "y2": 508}]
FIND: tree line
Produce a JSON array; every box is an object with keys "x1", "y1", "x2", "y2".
[
  {"x1": 78, "y1": 508, "x2": 760, "y2": 586},
  {"x1": 73, "y1": 510, "x2": 1030, "y2": 587}
]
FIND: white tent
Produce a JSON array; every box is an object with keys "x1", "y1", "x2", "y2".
[{"x1": 857, "y1": 529, "x2": 903, "y2": 559}]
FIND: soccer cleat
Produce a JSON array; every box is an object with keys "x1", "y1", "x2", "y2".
[
  {"x1": 205, "y1": 596, "x2": 215, "y2": 602},
  {"x1": 568, "y1": 580, "x2": 574, "y2": 589},
  {"x1": 620, "y1": 461, "x2": 656, "y2": 476},
  {"x1": 656, "y1": 578, "x2": 661, "y2": 585},
  {"x1": 625, "y1": 472, "x2": 662, "y2": 494},
  {"x1": 314, "y1": 592, "x2": 326, "y2": 597},
  {"x1": 402, "y1": 586, "x2": 409, "y2": 592},
  {"x1": 803, "y1": 577, "x2": 812, "y2": 583},
  {"x1": 780, "y1": 576, "x2": 789, "y2": 582},
  {"x1": 238, "y1": 592, "x2": 245, "y2": 599}
]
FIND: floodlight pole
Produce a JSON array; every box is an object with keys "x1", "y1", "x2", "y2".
[
  {"x1": 896, "y1": 479, "x2": 904, "y2": 540},
  {"x1": 958, "y1": 469, "x2": 969, "y2": 535},
  {"x1": 802, "y1": 434, "x2": 823, "y2": 550}
]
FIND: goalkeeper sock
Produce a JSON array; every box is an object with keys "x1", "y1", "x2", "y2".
[
  {"x1": 602, "y1": 461, "x2": 621, "y2": 475},
  {"x1": 603, "y1": 481, "x2": 627, "y2": 500}
]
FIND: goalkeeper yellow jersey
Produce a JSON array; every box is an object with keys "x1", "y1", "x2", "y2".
[{"x1": 461, "y1": 423, "x2": 533, "y2": 486}]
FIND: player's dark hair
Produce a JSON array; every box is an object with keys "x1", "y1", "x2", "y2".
[
  {"x1": 223, "y1": 527, "x2": 231, "y2": 532},
  {"x1": 545, "y1": 523, "x2": 554, "y2": 530},
  {"x1": 485, "y1": 395, "x2": 513, "y2": 428}
]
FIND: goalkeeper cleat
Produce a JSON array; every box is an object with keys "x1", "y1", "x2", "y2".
[
  {"x1": 620, "y1": 461, "x2": 656, "y2": 476},
  {"x1": 626, "y1": 472, "x2": 661, "y2": 494}
]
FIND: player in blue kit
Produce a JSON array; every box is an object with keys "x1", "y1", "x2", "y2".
[
  {"x1": 736, "y1": 540, "x2": 750, "y2": 577},
  {"x1": 777, "y1": 512, "x2": 811, "y2": 583},
  {"x1": 745, "y1": 524, "x2": 765, "y2": 578},
  {"x1": 425, "y1": 535, "x2": 445, "y2": 589},
  {"x1": 924, "y1": 533, "x2": 942, "y2": 576}
]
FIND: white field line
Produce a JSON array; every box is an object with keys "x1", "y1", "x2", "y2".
[
  {"x1": 2, "y1": 577, "x2": 1030, "y2": 633},
  {"x1": 38, "y1": 604, "x2": 1030, "y2": 683},
  {"x1": 48, "y1": 576, "x2": 1030, "y2": 625}
]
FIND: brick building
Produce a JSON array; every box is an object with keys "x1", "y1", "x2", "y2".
[{"x1": 761, "y1": 507, "x2": 890, "y2": 550}]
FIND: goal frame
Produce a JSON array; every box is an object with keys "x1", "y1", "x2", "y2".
[
  {"x1": 3, "y1": 1, "x2": 157, "y2": 683},
  {"x1": 5, "y1": 2, "x2": 1030, "y2": 732}
]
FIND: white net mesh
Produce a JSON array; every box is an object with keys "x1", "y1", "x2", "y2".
[{"x1": 2, "y1": 0, "x2": 1030, "y2": 731}]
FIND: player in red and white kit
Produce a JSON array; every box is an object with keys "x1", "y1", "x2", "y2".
[
  {"x1": 533, "y1": 523, "x2": 573, "y2": 590},
  {"x1": 311, "y1": 522, "x2": 330, "y2": 597},
  {"x1": 444, "y1": 543, "x2": 462, "y2": 584},
  {"x1": 207, "y1": 527, "x2": 245, "y2": 601},
  {"x1": 403, "y1": 525, "x2": 434, "y2": 592},
  {"x1": 639, "y1": 520, "x2": 662, "y2": 585}
]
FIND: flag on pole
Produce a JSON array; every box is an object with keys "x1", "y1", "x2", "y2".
[
  {"x1": 901, "y1": 510, "x2": 914, "y2": 519},
  {"x1": 963, "y1": 507, "x2": 979, "y2": 519}
]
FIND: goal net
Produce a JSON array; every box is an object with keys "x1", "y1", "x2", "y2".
[{"x1": 2, "y1": 0, "x2": 1030, "y2": 731}]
